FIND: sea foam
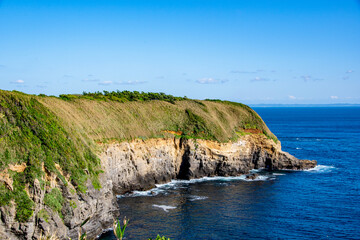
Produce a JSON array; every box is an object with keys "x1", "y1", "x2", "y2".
[
  {"x1": 305, "y1": 165, "x2": 336, "y2": 173},
  {"x1": 117, "y1": 171, "x2": 273, "y2": 198},
  {"x1": 152, "y1": 204, "x2": 176, "y2": 212},
  {"x1": 188, "y1": 195, "x2": 208, "y2": 201}
]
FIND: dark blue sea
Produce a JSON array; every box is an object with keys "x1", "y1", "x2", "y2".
[{"x1": 100, "y1": 107, "x2": 360, "y2": 240}]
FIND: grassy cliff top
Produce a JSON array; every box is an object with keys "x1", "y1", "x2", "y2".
[
  {"x1": 40, "y1": 90, "x2": 275, "y2": 142},
  {"x1": 0, "y1": 89, "x2": 276, "y2": 222}
]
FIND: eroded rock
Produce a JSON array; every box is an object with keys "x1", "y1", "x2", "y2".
[{"x1": 0, "y1": 135, "x2": 316, "y2": 239}]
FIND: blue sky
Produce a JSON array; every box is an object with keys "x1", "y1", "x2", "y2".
[{"x1": 0, "y1": 0, "x2": 359, "y2": 104}]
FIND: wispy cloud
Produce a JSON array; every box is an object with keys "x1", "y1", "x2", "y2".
[
  {"x1": 342, "y1": 70, "x2": 354, "y2": 80},
  {"x1": 330, "y1": 96, "x2": 339, "y2": 99},
  {"x1": 196, "y1": 78, "x2": 228, "y2": 84},
  {"x1": 98, "y1": 81, "x2": 113, "y2": 86},
  {"x1": 11, "y1": 79, "x2": 25, "y2": 84},
  {"x1": 288, "y1": 95, "x2": 296, "y2": 100},
  {"x1": 250, "y1": 77, "x2": 273, "y2": 82},
  {"x1": 62, "y1": 74, "x2": 73, "y2": 78},
  {"x1": 300, "y1": 75, "x2": 323, "y2": 82},
  {"x1": 115, "y1": 80, "x2": 147, "y2": 85}
]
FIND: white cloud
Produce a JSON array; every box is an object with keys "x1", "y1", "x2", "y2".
[
  {"x1": 250, "y1": 77, "x2": 270, "y2": 82},
  {"x1": 197, "y1": 78, "x2": 217, "y2": 84},
  {"x1": 288, "y1": 95, "x2": 296, "y2": 100},
  {"x1": 301, "y1": 75, "x2": 312, "y2": 82},
  {"x1": 346, "y1": 70, "x2": 354, "y2": 74},
  {"x1": 330, "y1": 96, "x2": 339, "y2": 99},
  {"x1": 196, "y1": 78, "x2": 228, "y2": 84},
  {"x1": 300, "y1": 75, "x2": 323, "y2": 82},
  {"x1": 98, "y1": 81, "x2": 113, "y2": 86},
  {"x1": 115, "y1": 80, "x2": 147, "y2": 85},
  {"x1": 11, "y1": 79, "x2": 25, "y2": 84}
]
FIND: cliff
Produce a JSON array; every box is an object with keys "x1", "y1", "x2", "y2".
[{"x1": 0, "y1": 90, "x2": 316, "y2": 239}]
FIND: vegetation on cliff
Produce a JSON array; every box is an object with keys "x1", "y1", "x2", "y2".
[
  {"x1": 0, "y1": 90, "x2": 101, "y2": 222},
  {"x1": 0, "y1": 89, "x2": 276, "y2": 224},
  {"x1": 59, "y1": 90, "x2": 186, "y2": 104}
]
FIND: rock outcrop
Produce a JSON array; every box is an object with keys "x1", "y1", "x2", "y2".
[{"x1": 0, "y1": 135, "x2": 316, "y2": 239}]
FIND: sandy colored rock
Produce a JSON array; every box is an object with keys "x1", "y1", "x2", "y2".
[{"x1": 0, "y1": 135, "x2": 316, "y2": 239}]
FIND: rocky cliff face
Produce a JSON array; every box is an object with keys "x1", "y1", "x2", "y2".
[{"x1": 0, "y1": 135, "x2": 316, "y2": 239}]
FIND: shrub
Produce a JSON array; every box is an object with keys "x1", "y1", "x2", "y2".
[
  {"x1": 37, "y1": 209, "x2": 50, "y2": 222},
  {"x1": 14, "y1": 189, "x2": 35, "y2": 222},
  {"x1": 44, "y1": 188, "x2": 64, "y2": 217}
]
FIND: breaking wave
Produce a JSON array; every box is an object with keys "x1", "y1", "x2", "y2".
[
  {"x1": 117, "y1": 172, "x2": 273, "y2": 198},
  {"x1": 152, "y1": 204, "x2": 176, "y2": 212},
  {"x1": 188, "y1": 195, "x2": 208, "y2": 201},
  {"x1": 304, "y1": 165, "x2": 336, "y2": 173}
]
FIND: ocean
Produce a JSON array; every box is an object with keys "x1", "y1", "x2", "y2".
[{"x1": 100, "y1": 107, "x2": 360, "y2": 240}]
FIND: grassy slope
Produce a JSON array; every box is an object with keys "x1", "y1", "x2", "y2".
[
  {"x1": 0, "y1": 89, "x2": 276, "y2": 222},
  {"x1": 39, "y1": 95, "x2": 275, "y2": 143}
]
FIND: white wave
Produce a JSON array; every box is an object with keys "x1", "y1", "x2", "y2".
[
  {"x1": 272, "y1": 173, "x2": 286, "y2": 176},
  {"x1": 305, "y1": 165, "x2": 336, "y2": 173},
  {"x1": 153, "y1": 204, "x2": 176, "y2": 212},
  {"x1": 244, "y1": 175, "x2": 272, "y2": 181},
  {"x1": 250, "y1": 168, "x2": 265, "y2": 173},
  {"x1": 118, "y1": 172, "x2": 274, "y2": 198},
  {"x1": 96, "y1": 228, "x2": 113, "y2": 238},
  {"x1": 117, "y1": 188, "x2": 166, "y2": 198},
  {"x1": 296, "y1": 147, "x2": 302, "y2": 150},
  {"x1": 188, "y1": 195, "x2": 208, "y2": 201}
]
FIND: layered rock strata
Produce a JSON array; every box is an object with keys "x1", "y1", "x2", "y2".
[{"x1": 0, "y1": 135, "x2": 316, "y2": 239}]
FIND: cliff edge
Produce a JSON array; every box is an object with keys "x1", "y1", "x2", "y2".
[{"x1": 0, "y1": 90, "x2": 316, "y2": 239}]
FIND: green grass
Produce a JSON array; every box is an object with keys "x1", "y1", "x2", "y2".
[
  {"x1": 44, "y1": 188, "x2": 64, "y2": 218},
  {"x1": 179, "y1": 109, "x2": 216, "y2": 140},
  {"x1": 0, "y1": 90, "x2": 102, "y2": 221},
  {"x1": 37, "y1": 209, "x2": 50, "y2": 223},
  {"x1": 14, "y1": 189, "x2": 35, "y2": 222}
]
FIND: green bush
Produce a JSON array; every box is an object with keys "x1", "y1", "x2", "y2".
[
  {"x1": 44, "y1": 188, "x2": 64, "y2": 217},
  {"x1": 37, "y1": 209, "x2": 50, "y2": 222},
  {"x1": 181, "y1": 109, "x2": 215, "y2": 140},
  {"x1": 14, "y1": 189, "x2": 35, "y2": 222},
  {"x1": 78, "y1": 90, "x2": 186, "y2": 103}
]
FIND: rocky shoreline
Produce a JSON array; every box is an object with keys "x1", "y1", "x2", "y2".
[{"x1": 0, "y1": 135, "x2": 316, "y2": 239}]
